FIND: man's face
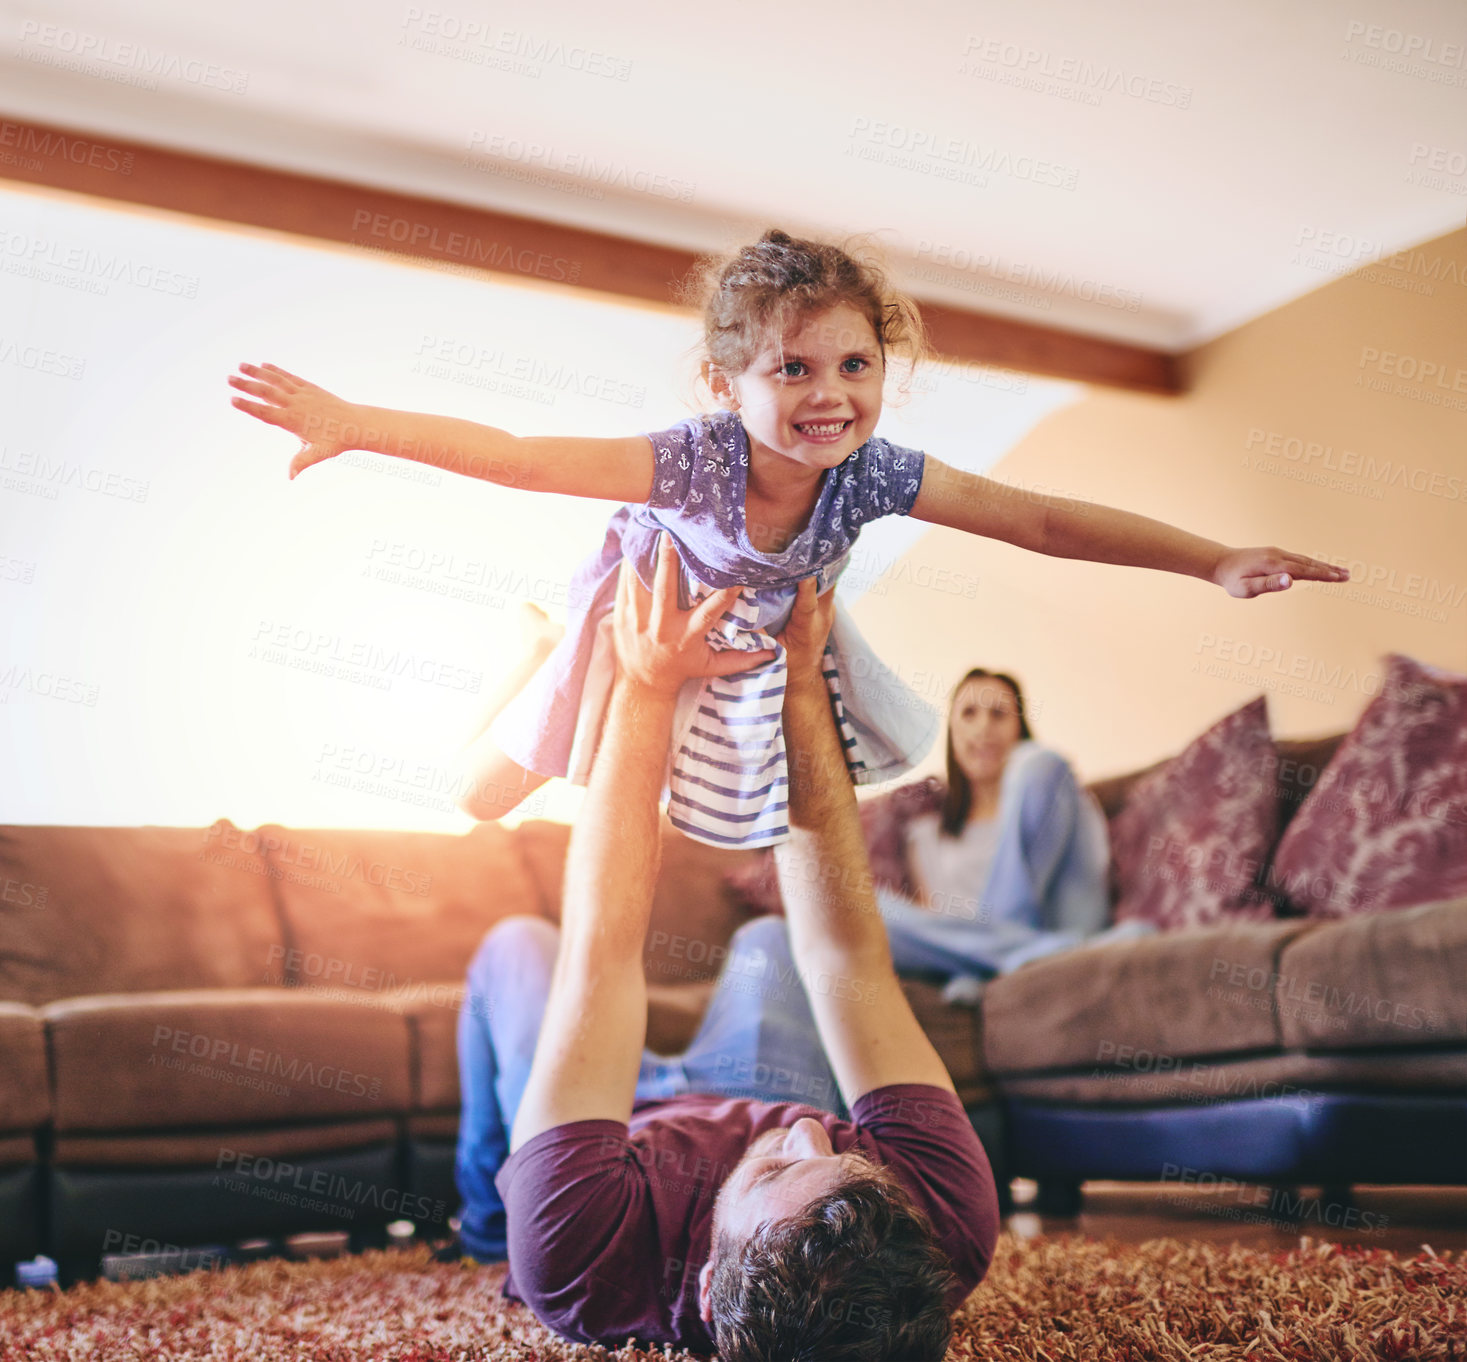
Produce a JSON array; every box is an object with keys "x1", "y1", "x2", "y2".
[{"x1": 697, "y1": 1117, "x2": 877, "y2": 1324}]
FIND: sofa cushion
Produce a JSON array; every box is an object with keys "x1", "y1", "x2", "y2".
[
  {"x1": 982, "y1": 921, "x2": 1311, "y2": 1075},
  {"x1": 1271, "y1": 898, "x2": 1467, "y2": 1049},
  {"x1": 508, "y1": 818, "x2": 572, "y2": 917},
  {"x1": 1266, "y1": 654, "x2": 1467, "y2": 918},
  {"x1": 400, "y1": 976, "x2": 992, "y2": 1113},
  {"x1": 0, "y1": 1134, "x2": 36, "y2": 1167},
  {"x1": 0, "y1": 1002, "x2": 47, "y2": 1132},
  {"x1": 1109, "y1": 697, "x2": 1280, "y2": 930},
  {"x1": 256, "y1": 823, "x2": 542, "y2": 996},
  {"x1": 398, "y1": 984, "x2": 469, "y2": 1113},
  {"x1": 1089, "y1": 734, "x2": 1346, "y2": 827},
  {"x1": 903, "y1": 977, "x2": 991, "y2": 1107},
  {"x1": 400, "y1": 978, "x2": 744, "y2": 1114},
  {"x1": 43, "y1": 990, "x2": 411, "y2": 1131},
  {"x1": 0, "y1": 824, "x2": 286, "y2": 1006},
  {"x1": 52, "y1": 1118, "x2": 400, "y2": 1168}
]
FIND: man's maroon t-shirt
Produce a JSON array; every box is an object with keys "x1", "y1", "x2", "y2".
[{"x1": 495, "y1": 1082, "x2": 999, "y2": 1354}]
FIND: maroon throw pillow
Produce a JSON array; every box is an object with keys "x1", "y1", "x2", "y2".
[
  {"x1": 1111, "y1": 696, "x2": 1280, "y2": 930},
  {"x1": 722, "y1": 776, "x2": 945, "y2": 915},
  {"x1": 1265, "y1": 654, "x2": 1467, "y2": 918}
]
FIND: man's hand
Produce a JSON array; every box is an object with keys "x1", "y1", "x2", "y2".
[
  {"x1": 776, "y1": 575, "x2": 837, "y2": 681},
  {"x1": 228, "y1": 362, "x2": 360, "y2": 479},
  {"x1": 613, "y1": 534, "x2": 775, "y2": 695},
  {"x1": 1212, "y1": 545, "x2": 1350, "y2": 598}
]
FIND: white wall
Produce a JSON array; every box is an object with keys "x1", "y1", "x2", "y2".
[{"x1": 0, "y1": 182, "x2": 1078, "y2": 828}]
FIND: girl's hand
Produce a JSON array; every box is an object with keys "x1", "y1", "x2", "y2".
[
  {"x1": 612, "y1": 535, "x2": 775, "y2": 697},
  {"x1": 228, "y1": 362, "x2": 360, "y2": 479},
  {"x1": 1212, "y1": 546, "x2": 1350, "y2": 599}
]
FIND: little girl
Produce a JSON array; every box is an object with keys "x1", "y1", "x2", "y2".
[{"x1": 229, "y1": 228, "x2": 1348, "y2": 849}]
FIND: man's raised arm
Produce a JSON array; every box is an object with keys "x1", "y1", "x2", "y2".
[
  {"x1": 774, "y1": 579, "x2": 957, "y2": 1108},
  {"x1": 508, "y1": 538, "x2": 769, "y2": 1153}
]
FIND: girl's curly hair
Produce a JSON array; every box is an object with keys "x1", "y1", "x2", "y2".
[{"x1": 681, "y1": 228, "x2": 930, "y2": 397}]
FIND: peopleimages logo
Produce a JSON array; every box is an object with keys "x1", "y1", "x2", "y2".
[
  {"x1": 1161, "y1": 1164, "x2": 1391, "y2": 1231},
  {"x1": 958, "y1": 36, "x2": 1192, "y2": 108},
  {"x1": 349, "y1": 210, "x2": 581, "y2": 284},
  {"x1": 203, "y1": 823, "x2": 433, "y2": 895},
  {"x1": 1343, "y1": 20, "x2": 1466, "y2": 68},
  {"x1": 149, "y1": 1025, "x2": 384, "y2": 1101},
  {"x1": 847, "y1": 118, "x2": 1080, "y2": 191},
  {"x1": 1244, "y1": 428, "x2": 1465, "y2": 503},
  {"x1": 16, "y1": 20, "x2": 251, "y2": 92},
  {"x1": 215, "y1": 1147, "x2": 446, "y2": 1223},
  {"x1": 0, "y1": 121, "x2": 134, "y2": 174}
]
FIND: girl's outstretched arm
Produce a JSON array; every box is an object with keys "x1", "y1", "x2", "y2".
[
  {"x1": 228, "y1": 361, "x2": 654, "y2": 503},
  {"x1": 909, "y1": 455, "x2": 1349, "y2": 599}
]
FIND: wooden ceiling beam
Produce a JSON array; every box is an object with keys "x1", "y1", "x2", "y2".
[{"x1": 0, "y1": 116, "x2": 1180, "y2": 393}]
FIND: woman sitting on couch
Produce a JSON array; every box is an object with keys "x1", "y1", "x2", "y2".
[{"x1": 863, "y1": 668, "x2": 1152, "y2": 1006}]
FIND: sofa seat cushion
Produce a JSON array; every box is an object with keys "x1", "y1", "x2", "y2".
[
  {"x1": 1272, "y1": 898, "x2": 1467, "y2": 1049},
  {"x1": 392, "y1": 977, "x2": 730, "y2": 1114},
  {"x1": 52, "y1": 1118, "x2": 399, "y2": 1169},
  {"x1": 0, "y1": 823, "x2": 285, "y2": 1006},
  {"x1": 983, "y1": 921, "x2": 1311, "y2": 1075},
  {"x1": 396, "y1": 977, "x2": 991, "y2": 1114},
  {"x1": 256, "y1": 823, "x2": 543, "y2": 997},
  {"x1": 406, "y1": 1113, "x2": 459, "y2": 1141},
  {"x1": 0, "y1": 1002, "x2": 48, "y2": 1132},
  {"x1": 395, "y1": 984, "x2": 467, "y2": 1113},
  {"x1": 0, "y1": 1133, "x2": 37, "y2": 1167},
  {"x1": 43, "y1": 990, "x2": 412, "y2": 1131},
  {"x1": 903, "y1": 978, "x2": 991, "y2": 1107}
]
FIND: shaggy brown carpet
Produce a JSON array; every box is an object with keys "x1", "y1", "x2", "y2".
[{"x1": 2, "y1": 1234, "x2": 1463, "y2": 1360}]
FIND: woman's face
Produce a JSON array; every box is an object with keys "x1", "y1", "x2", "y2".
[{"x1": 948, "y1": 677, "x2": 1024, "y2": 786}]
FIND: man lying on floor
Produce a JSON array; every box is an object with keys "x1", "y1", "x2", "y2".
[{"x1": 448, "y1": 538, "x2": 1000, "y2": 1360}]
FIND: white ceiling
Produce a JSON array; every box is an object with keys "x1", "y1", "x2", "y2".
[{"x1": 3, "y1": 0, "x2": 1464, "y2": 352}]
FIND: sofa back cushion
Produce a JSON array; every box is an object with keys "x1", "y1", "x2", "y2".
[
  {"x1": 1087, "y1": 733, "x2": 1345, "y2": 825},
  {"x1": 0, "y1": 1003, "x2": 49, "y2": 1134},
  {"x1": 0, "y1": 824, "x2": 285, "y2": 1006},
  {"x1": 256, "y1": 822, "x2": 544, "y2": 995},
  {"x1": 1266, "y1": 654, "x2": 1467, "y2": 917},
  {"x1": 1109, "y1": 697, "x2": 1281, "y2": 930}
]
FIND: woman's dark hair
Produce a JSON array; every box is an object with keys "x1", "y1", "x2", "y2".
[
  {"x1": 940, "y1": 668, "x2": 1032, "y2": 837},
  {"x1": 682, "y1": 228, "x2": 930, "y2": 392},
  {"x1": 706, "y1": 1161, "x2": 957, "y2": 1362}
]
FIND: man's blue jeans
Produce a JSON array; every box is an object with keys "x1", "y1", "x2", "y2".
[{"x1": 453, "y1": 914, "x2": 847, "y2": 1259}]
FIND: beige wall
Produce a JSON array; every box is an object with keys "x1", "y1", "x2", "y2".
[{"x1": 853, "y1": 225, "x2": 1467, "y2": 784}]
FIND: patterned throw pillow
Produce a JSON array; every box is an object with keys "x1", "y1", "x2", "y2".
[
  {"x1": 1110, "y1": 696, "x2": 1280, "y2": 930},
  {"x1": 1264, "y1": 654, "x2": 1467, "y2": 918},
  {"x1": 723, "y1": 776, "x2": 945, "y2": 914}
]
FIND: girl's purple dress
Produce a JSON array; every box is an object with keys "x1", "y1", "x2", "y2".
[{"x1": 491, "y1": 408, "x2": 939, "y2": 847}]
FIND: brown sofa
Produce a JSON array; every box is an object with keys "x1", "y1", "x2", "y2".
[{"x1": 1, "y1": 733, "x2": 1463, "y2": 1278}]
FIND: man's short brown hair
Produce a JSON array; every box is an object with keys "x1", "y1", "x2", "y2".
[{"x1": 707, "y1": 1162, "x2": 956, "y2": 1361}]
